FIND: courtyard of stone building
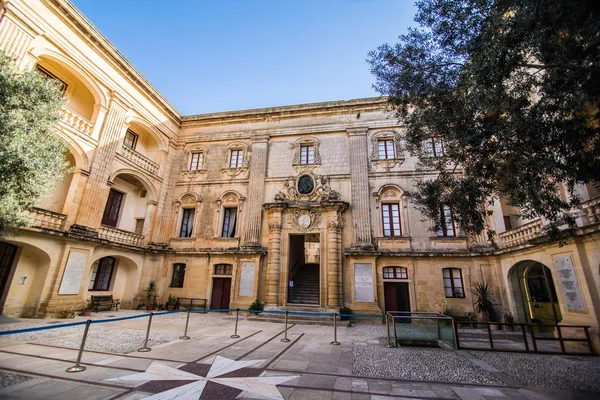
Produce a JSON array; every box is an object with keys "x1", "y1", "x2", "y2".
[{"x1": 0, "y1": 310, "x2": 599, "y2": 400}]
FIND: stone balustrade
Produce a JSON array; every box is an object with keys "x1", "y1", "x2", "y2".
[
  {"x1": 121, "y1": 145, "x2": 159, "y2": 175},
  {"x1": 498, "y1": 219, "x2": 543, "y2": 248},
  {"x1": 25, "y1": 207, "x2": 67, "y2": 230},
  {"x1": 60, "y1": 107, "x2": 94, "y2": 136},
  {"x1": 580, "y1": 197, "x2": 600, "y2": 225},
  {"x1": 99, "y1": 225, "x2": 144, "y2": 246}
]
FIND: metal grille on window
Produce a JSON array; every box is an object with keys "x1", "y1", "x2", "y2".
[
  {"x1": 378, "y1": 139, "x2": 394, "y2": 159},
  {"x1": 190, "y1": 152, "x2": 203, "y2": 170},
  {"x1": 214, "y1": 264, "x2": 233, "y2": 275},
  {"x1": 300, "y1": 145, "x2": 315, "y2": 164},
  {"x1": 382, "y1": 203, "x2": 401, "y2": 236}
]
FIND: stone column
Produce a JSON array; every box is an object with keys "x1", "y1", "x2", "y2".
[
  {"x1": 73, "y1": 93, "x2": 130, "y2": 231},
  {"x1": 242, "y1": 135, "x2": 269, "y2": 246},
  {"x1": 266, "y1": 217, "x2": 282, "y2": 306},
  {"x1": 327, "y1": 221, "x2": 342, "y2": 307},
  {"x1": 347, "y1": 127, "x2": 373, "y2": 248}
]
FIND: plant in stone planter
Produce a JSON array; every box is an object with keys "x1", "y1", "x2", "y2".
[
  {"x1": 473, "y1": 282, "x2": 498, "y2": 329},
  {"x1": 504, "y1": 310, "x2": 515, "y2": 332},
  {"x1": 167, "y1": 294, "x2": 177, "y2": 312},
  {"x1": 81, "y1": 299, "x2": 93, "y2": 316},
  {"x1": 145, "y1": 280, "x2": 156, "y2": 310},
  {"x1": 339, "y1": 306, "x2": 353, "y2": 321}
]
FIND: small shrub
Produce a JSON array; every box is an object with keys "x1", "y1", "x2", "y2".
[{"x1": 248, "y1": 299, "x2": 263, "y2": 312}]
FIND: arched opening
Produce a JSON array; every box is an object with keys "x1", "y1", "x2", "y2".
[
  {"x1": 121, "y1": 121, "x2": 164, "y2": 169},
  {"x1": 498, "y1": 198, "x2": 538, "y2": 233},
  {"x1": 102, "y1": 172, "x2": 155, "y2": 235},
  {"x1": 0, "y1": 241, "x2": 52, "y2": 317},
  {"x1": 36, "y1": 57, "x2": 96, "y2": 122},
  {"x1": 508, "y1": 260, "x2": 562, "y2": 325},
  {"x1": 85, "y1": 255, "x2": 139, "y2": 309},
  {"x1": 37, "y1": 151, "x2": 76, "y2": 214}
]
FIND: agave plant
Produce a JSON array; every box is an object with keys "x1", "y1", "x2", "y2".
[{"x1": 473, "y1": 282, "x2": 497, "y2": 322}]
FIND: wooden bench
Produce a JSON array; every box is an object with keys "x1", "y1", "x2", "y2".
[{"x1": 91, "y1": 295, "x2": 120, "y2": 312}]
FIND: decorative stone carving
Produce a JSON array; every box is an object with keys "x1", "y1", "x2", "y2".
[
  {"x1": 327, "y1": 221, "x2": 343, "y2": 232},
  {"x1": 221, "y1": 141, "x2": 250, "y2": 178},
  {"x1": 180, "y1": 193, "x2": 197, "y2": 206},
  {"x1": 268, "y1": 221, "x2": 282, "y2": 232},
  {"x1": 203, "y1": 227, "x2": 214, "y2": 238},
  {"x1": 274, "y1": 172, "x2": 341, "y2": 203},
  {"x1": 369, "y1": 130, "x2": 404, "y2": 171},
  {"x1": 291, "y1": 210, "x2": 322, "y2": 232},
  {"x1": 180, "y1": 144, "x2": 208, "y2": 180}
]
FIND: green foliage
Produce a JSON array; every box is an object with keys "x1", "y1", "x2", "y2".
[
  {"x1": 248, "y1": 299, "x2": 263, "y2": 312},
  {"x1": 368, "y1": 1, "x2": 600, "y2": 242},
  {"x1": 0, "y1": 52, "x2": 68, "y2": 235},
  {"x1": 145, "y1": 280, "x2": 156, "y2": 301},
  {"x1": 167, "y1": 294, "x2": 177, "y2": 306},
  {"x1": 473, "y1": 282, "x2": 497, "y2": 322},
  {"x1": 504, "y1": 310, "x2": 514, "y2": 324},
  {"x1": 339, "y1": 306, "x2": 352, "y2": 315}
]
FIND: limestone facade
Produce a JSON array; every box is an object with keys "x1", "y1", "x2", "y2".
[{"x1": 1, "y1": 0, "x2": 600, "y2": 350}]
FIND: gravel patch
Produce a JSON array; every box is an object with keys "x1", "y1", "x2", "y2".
[
  {"x1": 0, "y1": 371, "x2": 33, "y2": 388},
  {"x1": 469, "y1": 351, "x2": 600, "y2": 392},
  {"x1": 41, "y1": 327, "x2": 181, "y2": 354},
  {"x1": 353, "y1": 345, "x2": 504, "y2": 385}
]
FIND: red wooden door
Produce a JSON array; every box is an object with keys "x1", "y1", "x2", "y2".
[
  {"x1": 384, "y1": 282, "x2": 399, "y2": 312},
  {"x1": 210, "y1": 278, "x2": 231, "y2": 309}
]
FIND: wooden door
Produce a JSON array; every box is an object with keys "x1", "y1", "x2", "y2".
[
  {"x1": 0, "y1": 243, "x2": 17, "y2": 303},
  {"x1": 210, "y1": 278, "x2": 231, "y2": 309},
  {"x1": 384, "y1": 282, "x2": 411, "y2": 312}
]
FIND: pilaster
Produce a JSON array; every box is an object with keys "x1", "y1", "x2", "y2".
[
  {"x1": 266, "y1": 210, "x2": 283, "y2": 306},
  {"x1": 347, "y1": 127, "x2": 373, "y2": 248},
  {"x1": 327, "y1": 221, "x2": 342, "y2": 307},
  {"x1": 242, "y1": 135, "x2": 269, "y2": 246}
]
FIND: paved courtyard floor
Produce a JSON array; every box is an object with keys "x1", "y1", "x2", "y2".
[{"x1": 0, "y1": 310, "x2": 598, "y2": 400}]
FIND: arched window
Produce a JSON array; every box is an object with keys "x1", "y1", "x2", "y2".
[
  {"x1": 383, "y1": 266, "x2": 408, "y2": 279},
  {"x1": 89, "y1": 257, "x2": 116, "y2": 291}
]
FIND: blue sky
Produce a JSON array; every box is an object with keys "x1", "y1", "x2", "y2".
[{"x1": 72, "y1": 1, "x2": 416, "y2": 115}]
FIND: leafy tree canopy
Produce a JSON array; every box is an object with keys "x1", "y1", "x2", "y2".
[
  {"x1": 368, "y1": 0, "x2": 600, "y2": 242},
  {"x1": 0, "y1": 53, "x2": 68, "y2": 235}
]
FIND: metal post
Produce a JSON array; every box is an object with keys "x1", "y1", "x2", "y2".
[
  {"x1": 521, "y1": 324, "x2": 530, "y2": 352},
  {"x1": 385, "y1": 313, "x2": 393, "y2": 348},
  {"x1": 330, "y1": 312, "x2": 340, "y2": 345},
  {"x1": 556, "y1": 325, "x2": 566, "y2": 353},
  {"x1": 66, "y1": 320, "x2": 92, "y2": 373},
  {"x1": 487, "y1": 323, "x2": 495, "y2": 350},
  {"x1": 138, "y1": 312, "x2": 153, "y2": 352},
  {"x1": 529, "y1": 324, "x2": 538, "y2": 353},
  {"x1": 452, "y1": 318, "x2": 459, "y2": 350},
  {"x1": 180, "y1": 303, "x2": 192, "y2": 340},
  {"x1": 231, "y1": 308, "x2": 240, "y2": 338},
  {"x1": 281, "y1": 311, "x2": 290, "y2": 342}
]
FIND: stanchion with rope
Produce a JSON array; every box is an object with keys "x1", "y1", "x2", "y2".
[
  {"x1": 281, "y1": 310, "x2": 290, "y2": 342},
  {"x1": 330, "y1": 312, "x2": 340, "y2": 345},
  {"x1": 385, "y1": 313, "x2": 393, "y2": 348},
  {"x1": 231, "y1": 308, "x2": 240, "y2": 338},
  {"x1": 138, "y1": 312, "x2": 154, "y2": 352},
  {"x1": 180, "y1": 301, "x2": 192, "y2": 340},
  {"x1": 66, "y1": 319, "x2": 92, "y2": 373}
]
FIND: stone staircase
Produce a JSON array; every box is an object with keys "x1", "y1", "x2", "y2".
[
  {"x1": 246, "y1": 305, "x2": 337, "y2": 326},
  {"x1": 289, "y1": 264, "x2": 319, "y2": 305}
]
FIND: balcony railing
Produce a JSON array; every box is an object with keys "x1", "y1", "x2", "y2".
[
  {"x1": 580, "y1": 197, "x2": 600, "y2": 225},
  {"x1": 25, "y1": 207, "x2": 67, "y2": 231},
  {"x1": 498, "y1": 219, "x2": 542, "y2": 248},
  {"x1": 99, "y1": 225, "x2": 144, "y2": 247},
  {"x1": 120, "y1": 145, "x2": 159, "y2": 175},
  {"x1": 60, "y1": 107, "x2": 94, "y2": 136}
]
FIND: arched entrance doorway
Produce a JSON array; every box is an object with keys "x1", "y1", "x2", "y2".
[{"x1": 508, "y1": 260, "x2": 562, "y2": 325}]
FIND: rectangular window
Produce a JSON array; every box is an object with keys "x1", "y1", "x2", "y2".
[
  {"x1": 423, "y1": 137, "x2": 444, "y2": 157},
  {"x1": 170, "y1": 263, "x2": 186, "y2": 288},
  {"x1": 221, "y1": 207, "x2": 237, "y2": 238},
  {"x1": 382, "y1": 203, "x2": 401, "y2": 237},
  {"x1": 300, "y1": 145, "x2": 315, "y2": 164},
  {"x1": 101, "y1": 189, "x2": 124, "y2": 227},
  {"x1": 214, "y1": 264, "x2": 233, "y2": 275},
  {"x1": 383, "y1": 267, "x2": 408, "y2": 279},
  {"x1": 179, "y1": 208, "x2": 195, "y2": 238},
  {"x1": 437, "y1": 205, "x2": 456, "y2": 237},
  {"x1": 229, "y1": 150, "x2": 243, "y2": 168},
  {"x1": 190, "y1": 152, "x2": 204, "y2": 170},
  {"x1": 124, "y1": 130, "x2": 138, "y2": 149},
  {"x1": 89, "y1": 257, "x2": 115, "y2": 291},
  {"x1": 443, "y1": 268, "x2": 464, "y2": 298},
  {"x1": 135, "y1": 218, "x2": 145, "y2": 235},
  {"x1": 378, "y1": 139, "x2": 395, "y2": 159},
  {"x1": 36, "y1": 65, "x2": 68, "y2": 95}
]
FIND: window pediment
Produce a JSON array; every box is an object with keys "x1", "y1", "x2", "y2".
[
  {"x1": 370, "y1": 131, "x2": 404, "y2": 171},
  {"x1": 292, "y1": 137, "x2": 321, "y2": 167},
  {"x1": 181, "y1": 145, "x2": 208, "y2": 179},
  {"x1": 222, "y1": 142, "x2": 250, "y2": 177}
]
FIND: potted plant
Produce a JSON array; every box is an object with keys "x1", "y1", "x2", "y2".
[
  {"x1": 167, "y1": 294, "x2": 177, "y2": 312},
  {"x1": 504, "y1": 310, "x2": 515, "y2": 332},
  {"x1": 339, "y1": 306, "x2": 352, "y2": 321},
  {"x1": 145, "y1": 280, "x2": 156, "y2": 310},
  {"x1": 81, "y1": 299, "x2": 93, "y2": 316},
  {"x1": 248, "y1": 299, "x2": 263, "y2": 315},
  {"x1": 473, "y1": 281, "x2": 499, "y2": 329}
]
